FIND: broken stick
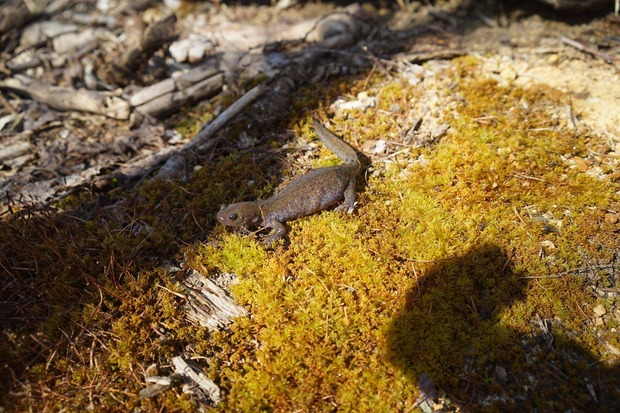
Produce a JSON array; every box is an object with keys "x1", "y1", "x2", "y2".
[
  {"x1": 156, "y1": 82, "x2": 268, "y2": 179},
  {"x1": 0, "y1": 74, "x2": 131, "y2": 119},
  {"x1": 560, "y1": 35, "x2": 616, "y2": 64}
]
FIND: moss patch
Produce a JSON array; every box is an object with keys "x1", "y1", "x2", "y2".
[{"x1": 194, "y1": 59, "x2": 620, "y2": 411}]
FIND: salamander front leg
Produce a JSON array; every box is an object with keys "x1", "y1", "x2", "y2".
[{"x1": 262, "y1": 220, "x2": 288, "y2": 245}]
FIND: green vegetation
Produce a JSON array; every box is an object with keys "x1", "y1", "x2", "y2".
[{"x1": 1, "y1": 57, "x2": 619, "y2": 412}]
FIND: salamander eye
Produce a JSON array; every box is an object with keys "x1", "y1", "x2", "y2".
[{"x1": 228, "y1": 212, "x2": 239, "y2": 221}]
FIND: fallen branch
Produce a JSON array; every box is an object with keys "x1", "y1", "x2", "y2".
[
  {"x1": 136, "y1": 73, "x2": 224, "y2": 116},
  {"x1": 0, "y1": 132, "x2": 32, "y2": 163},
  {"x1": 130, "y1": 60, "x2": 222, "y2": 108},
  {"x1": 189, "y1": 83, "x2": 268, "y2": 151},
  {"x1": 139, "y1": 375, "x2": 177, "y2": 399},
  {"x1": 0, "y1": 75, "x2": 131, "y2": 119},
  {"x1": 0, "y1": 0, "x2": 41, "y2": 36},
  {"x1": 560, "y1": 35, "x2": 616, "y2": 64},
  {"x1": 399, "y1": 49, "x2": 468, "y2": 64},
  {"x1": 156, "y1": 82, "x2": 268, "y2": 179},
  {"x1": 140, "y1": 356, "x2": 221, "y2": 405}
]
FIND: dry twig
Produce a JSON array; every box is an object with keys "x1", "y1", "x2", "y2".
[{"x1": 560, "y1": 35, "x2": 616, "y2": 64}]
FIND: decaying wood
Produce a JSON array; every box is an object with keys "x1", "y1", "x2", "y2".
[
  {"x1": 152, "y1": 5, "x2": 370, "y2": 179},
  {"x1": 172, "y1": 356, "x2": 221, "y2": 405},
  {"x1": 188, "y1": 82, "x2": 269, "y2": 152},
  {"x1": 0, "y1": 133, "x2": 32, "y2": 163},
  {"x1": 139, "y1": 356, "x2": 221, "y2": 404},
  {"x1": 0, "y1": 75, "x2": 131, "y2": 119},
  {"x1": 139, "y1": 268, "x2": 241, "y2": 402},
  {"x1": 180, "y1": 269, "x2": 248, "y2": 331},
  {"x1": 398, "y1": 49, "x2": 468, "y2": 64},
  {"x1": 1, "y1": 2, "x2": 383, "y2": 209},
  {"x1": 139, "y1": 375, "x2": 179, "y2": 399}
]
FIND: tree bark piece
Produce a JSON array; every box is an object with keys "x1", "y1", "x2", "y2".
[{"x1": 0, "y1": 75, "x2": 131, "y2": 119}]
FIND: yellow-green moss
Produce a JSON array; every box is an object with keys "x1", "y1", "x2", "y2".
[{"x1": 197, "y1": 60, "x2": 619, "y2": 411}]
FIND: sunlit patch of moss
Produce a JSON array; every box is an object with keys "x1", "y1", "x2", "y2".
[{"x1": 198, "y1": 58, "x2": 619, "y2": 411}]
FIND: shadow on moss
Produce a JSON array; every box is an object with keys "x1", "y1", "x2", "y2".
[{"x1": 386, "y1": 244, "x2": 620, "y2": 411}]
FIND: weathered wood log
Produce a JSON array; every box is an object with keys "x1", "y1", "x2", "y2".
[
  {"x1": 133, "y1": 73, "x2": 224, "y2": 117},
  {"x1": 0, "y1": 75, "x2": 131, "y2": 119},
  {"x1": 130, "y1": 60, "x2": 222, "y2": 107}
]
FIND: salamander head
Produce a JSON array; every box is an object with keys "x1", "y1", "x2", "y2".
[{"x1": 217, "y1": 202, "x2": 262, "y2": 227}]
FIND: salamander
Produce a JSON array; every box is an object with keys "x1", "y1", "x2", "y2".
[{"x1": 217, "y1": 119, "x2": 361, "y2": 244}]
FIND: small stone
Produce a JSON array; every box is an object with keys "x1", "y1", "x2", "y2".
[
  {"x1": 389, "y1": 103, "x2": 401, "y2": 113},
  {"x1": 547, "y1": 54, "x2": 560, "y2": 64},
  {"x1": 495, "y1": 366, "x2": 508, "y2": 383},
  {"x1": 540, "y1": 240, "x2": 557, "y2": 251},
  {"x1": 593, "y1": 304, "x2": 606, "y2": 316},
  {"x1": 572, "y1": 157, "x2": 588, "y2": 172},
  {"x1": 402, "y1": 64, "x2": 425, "y2": 85},
  {"x1": 604, "y1": 213, "x2": 618, "y2": 224},
  {"x1": 594, "y1": 317, "x2": 605, "y2": 327},
  {"x1": 373, "y1": 140, "x2": 387, "y2": 154},
  {"x1": 499, "y1": 66, "x2": 517, "y2": 81}
]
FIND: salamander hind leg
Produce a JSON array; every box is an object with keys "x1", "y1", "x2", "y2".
[{"x1": 335, "y1": 176, "x2": 357, "y2": 214}]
